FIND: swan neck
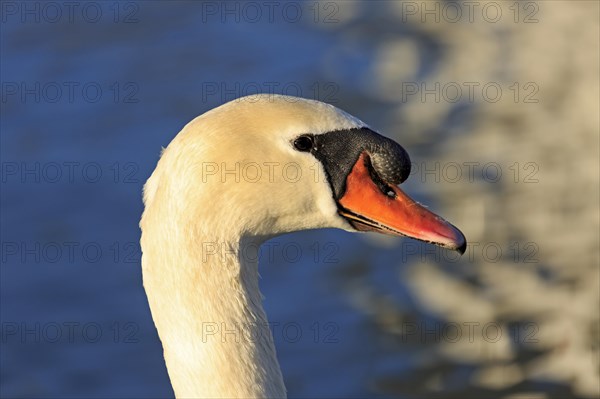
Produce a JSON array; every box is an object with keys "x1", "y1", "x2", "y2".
[{"x1": 141, "y1": 227, "x2": 286, "y2": 398}]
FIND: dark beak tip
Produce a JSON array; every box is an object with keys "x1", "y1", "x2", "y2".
[
  {"x1": 456, "y1": 240, "x2": 467, "y2": 256},
  {"x1": 451, "y1": 228, "x2": 467, "y2": 255}
]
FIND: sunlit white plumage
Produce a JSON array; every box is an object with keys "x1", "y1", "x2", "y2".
[
  {"x1": 140, "y1": 95, "x2": 366, "y2": 398},
  {"x1": 140, "y1": 94, "x2": 465, "y2": 399}
]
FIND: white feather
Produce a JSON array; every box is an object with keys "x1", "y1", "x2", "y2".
[{"x1": 140, "y1": 95, "x2": 366, "y2": 398}]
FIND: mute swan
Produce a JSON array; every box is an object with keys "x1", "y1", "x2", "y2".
[{"x1": 140, "y1": 94, "x2": 465, "y2": 398}]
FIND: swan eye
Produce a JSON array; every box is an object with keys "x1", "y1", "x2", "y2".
[{"x1": 293, "y1": 135, "x2": 314, "y2": 152}]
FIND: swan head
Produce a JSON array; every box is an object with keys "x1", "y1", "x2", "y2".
[{"x1": 143, "y1": 94, "x2": 465, "y2": 254}]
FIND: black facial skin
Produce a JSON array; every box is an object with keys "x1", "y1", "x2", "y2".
[{"x1": 293, "y1": 127, "x2": 412, "y2": 200}]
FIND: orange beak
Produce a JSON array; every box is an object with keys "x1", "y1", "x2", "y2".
[{"x1": 338, "y1": 153, "x2": 466, "y2": 254}]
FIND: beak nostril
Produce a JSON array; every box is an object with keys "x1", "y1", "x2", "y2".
[{"x1": 363, "y1": 154, "x2": 398, "y2": 199}]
